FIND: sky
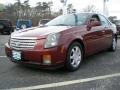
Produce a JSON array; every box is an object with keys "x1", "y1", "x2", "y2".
[{"x1": 0, "y1": 0, "x2": 120, "y2": 19}]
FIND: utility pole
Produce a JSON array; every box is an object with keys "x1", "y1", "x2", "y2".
[
  {"x1": 103, "y1": 0, "x2": 109, "y2": 16},
  {"x1": 60, "y1": 0, "x2": 67, "y2": 15}
]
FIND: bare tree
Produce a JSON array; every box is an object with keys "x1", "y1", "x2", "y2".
[
  {"x1": 83, "y1": 5, "x2": 97, "y2": 12},
  {"x1": 0, "y1": 1, "x2": 57, "y2": 26},
  {"x1": 23, "y1": 0, "x2": 30, "y2": 19},
  {"x1": 47, "y1": 1, "x2": 53, "y2": 18},
  {"x1": 14, "y1": 0, "x2": 21, "y2": 20}
]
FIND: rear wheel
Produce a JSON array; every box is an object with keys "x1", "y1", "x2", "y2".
[
  {"x1": 109, "y1": 36, "x2": 117, "y2": 51},
  {"x1": 65, "y1": 42, "x2": 83, "y2": 72}
]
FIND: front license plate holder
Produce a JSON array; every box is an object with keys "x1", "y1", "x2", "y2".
[{"x1": 12, "y1": 50, "x2": 21, "y2": 61}]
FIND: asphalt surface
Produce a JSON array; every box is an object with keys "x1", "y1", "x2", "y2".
[{"x1": 0, "y1": 35, "x2": 120, "y2": 90}]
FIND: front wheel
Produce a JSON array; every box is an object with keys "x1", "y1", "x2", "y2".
[
  {"x1": 109, "y1": 36, "x2": 117, "y2": 52},
  {"x1": 65, "y1": 42, "x2": 83, "y2": 72}
]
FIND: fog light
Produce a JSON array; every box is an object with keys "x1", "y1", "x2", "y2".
[{"x1": 43, "y1": 55, "x2": 51, "y2": 65}]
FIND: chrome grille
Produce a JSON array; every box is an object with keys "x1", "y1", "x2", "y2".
[{"x1": 10, "y1": 37, "x2": 37, "y2": 50}]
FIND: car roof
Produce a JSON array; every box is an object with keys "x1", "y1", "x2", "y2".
[{"x1": 69, "y1": 12, "x2": 106, "y2": 17}]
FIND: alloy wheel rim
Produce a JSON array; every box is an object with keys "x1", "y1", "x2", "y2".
[
  {"x1": 70, "y1": 46, "x2": 81, "y2": 68},
  {"x1": 113, "y1": 38, "x2": 116, "y2": 50}
]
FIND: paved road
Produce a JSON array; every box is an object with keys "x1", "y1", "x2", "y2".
[{"x1": 0, "y1": 35, "x2": 120, "y2": 90}]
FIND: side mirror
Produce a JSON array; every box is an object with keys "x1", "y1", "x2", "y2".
[{"x1": 87, "y1": 21, "x2": 101, "y2": 30}]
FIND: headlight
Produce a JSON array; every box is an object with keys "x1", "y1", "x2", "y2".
[{"x1": 44, "y1": 33, "x2": 60, "y2": 48}]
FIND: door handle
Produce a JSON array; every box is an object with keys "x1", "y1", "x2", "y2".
[{"x1": 102, "y1": 30, "x2": 105, "y2": 33}]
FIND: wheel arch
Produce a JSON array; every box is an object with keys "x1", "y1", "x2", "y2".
[
  {"x1": 67, "y1": 39, "x2": 85, "y2": 56},
  {"x1": 64, "y1": 38, "x2": 85, "y2": 71}
]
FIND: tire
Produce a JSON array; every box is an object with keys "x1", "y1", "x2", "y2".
[
  {"x1": 109, "y1": 36, "x2": 117, "y2": 52},
  {"x1": 1, "y1": 31, "x2": 5, "y2": 35},
  {"x1": 8, "y1": 30, "x2": 13, "y2": 35},
  {"x1": 7, "y1": 31, "x2": 11, "y2": 35},
  {"x1": 65, "y1": 42, "x2": 83, "y2": 72}
]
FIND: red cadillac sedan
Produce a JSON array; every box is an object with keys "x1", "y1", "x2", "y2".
[{"x1": 5, "y1": 13, "x2": 117, "y2": 71}]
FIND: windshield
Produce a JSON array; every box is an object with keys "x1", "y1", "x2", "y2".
[
  {"x1": 18, "y1": 21, "x2": 29, "y2": 26},
  {"x1": 46, "y1": 14, "x2": 88, "y2": 26}
]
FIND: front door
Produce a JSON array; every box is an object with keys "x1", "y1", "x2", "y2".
[{"x1": 84, "y1": 14, "x2": 105, "y2": 56}]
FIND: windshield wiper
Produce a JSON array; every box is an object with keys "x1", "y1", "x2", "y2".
[{"x1": 54, "y1": 24, "x2": 68, "y2": 26}]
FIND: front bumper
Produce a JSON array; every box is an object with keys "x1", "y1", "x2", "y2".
[{"x1": 5, "y1": 43, "x2": 66, "y2": 69}]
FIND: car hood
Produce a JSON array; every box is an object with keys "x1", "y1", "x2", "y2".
[{"x1": 11, "y1": 26, "x2": 73, "y2": 38}]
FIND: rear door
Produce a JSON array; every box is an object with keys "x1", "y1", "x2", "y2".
[{"x1": 99, "y1": 15, "x2": 113, "y2": 49}]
